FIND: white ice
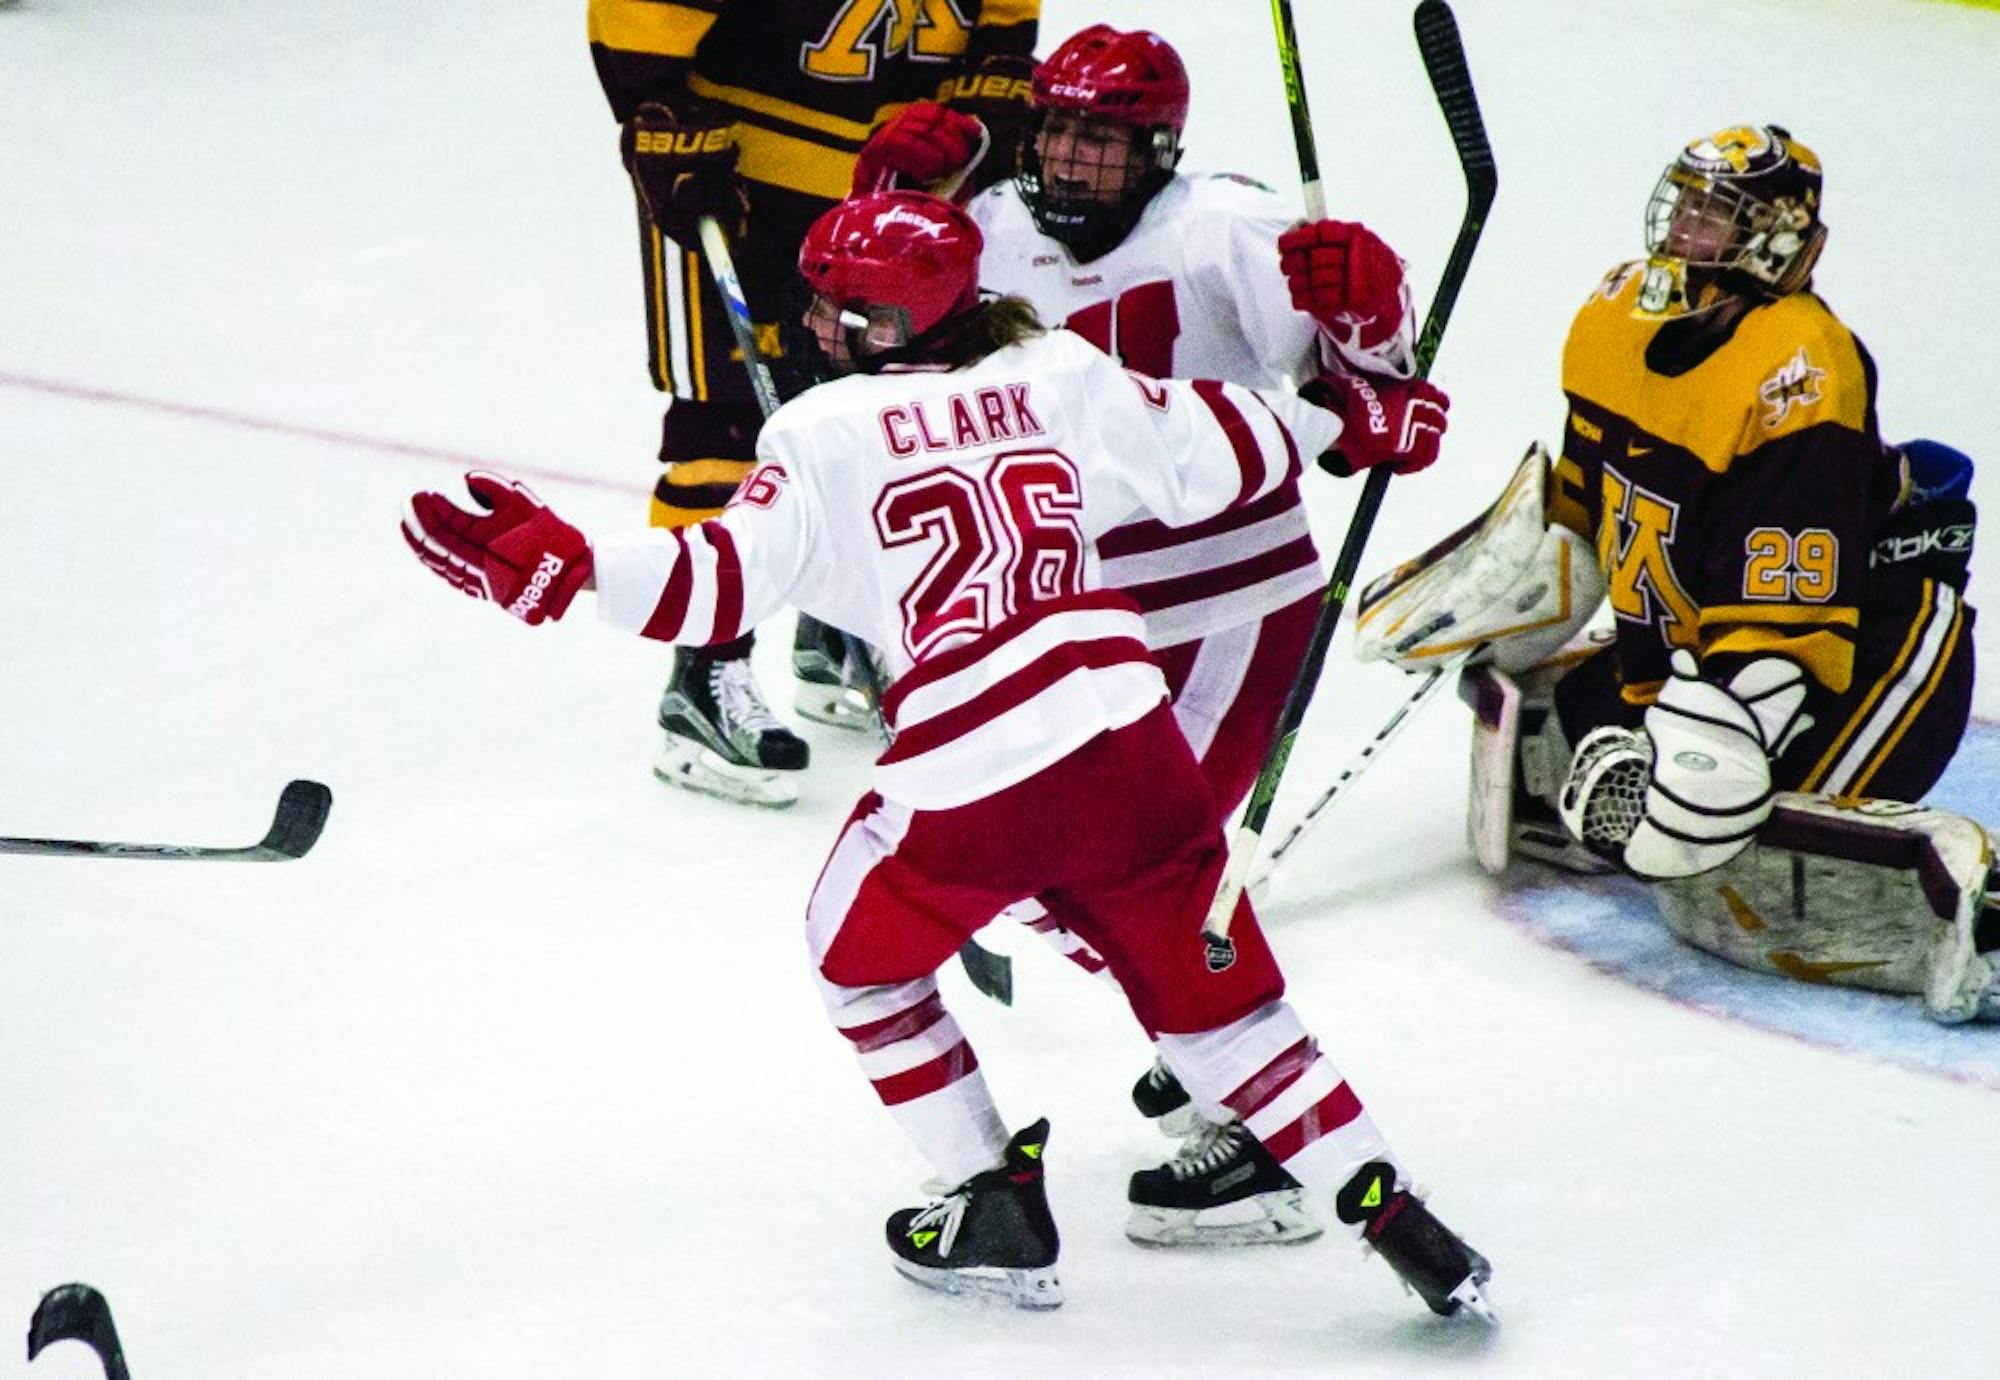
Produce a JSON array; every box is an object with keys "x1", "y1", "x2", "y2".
[{"x1": 4, "y1": 1, "x2": 1998, "y2": 1376}]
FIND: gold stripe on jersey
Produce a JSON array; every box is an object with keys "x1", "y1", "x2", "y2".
[
  {"x1": 682, "y1": 247, "x2": 709, "y2": 400},
  {"x1": 735, "y1": 124, "x2": 868, "y2": 200},
  {"x1": 1701, "y1": 603, "x2": 1858, "y2": 693},
  {"x1": 1563, "y1": 264, "x2": 1873, "y2": 476},
  {"x1": 647, "y1": 222, "x2": 673, "y2": 392},
  {"x1": 1620, "y1": 678, "x2": 1665, "y2": 707},
  {"x1": 588, "y1": 0, "x2": 718, "y2": 60},
  {"x1": 1800, "y1": 583, "x2": 1934, "y2": 791},
  {"x1": 652, "y1": 457, "x2": 755, "y2": 529},
  {"x1": 666, "y1": 458, "x2": 753, "y2": 487},
  {"x1": 687, "y1": 73, "x2": 883, "y2": 142},
  {"x1": 1548, "y1": 453, "x2": 1593, "y2": 538},
  {"x1": 1849, "y1": 594, "x2": 1965, "y2": 793}
]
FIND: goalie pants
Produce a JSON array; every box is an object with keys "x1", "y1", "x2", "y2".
[
  {"x1": 808, "y1": 701, "x2": 1392, "y2": 1190},
  {"x1": 1017, "y1": 592, "x2": 1321, "y2": 981}
]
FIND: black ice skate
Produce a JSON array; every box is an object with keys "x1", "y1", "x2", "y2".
[
  {"x1": 792, "y1": 613, "x2": 881, "y2": 732},
  {"x1": 1126, "y1": 1118, "x2": 1322, "y2": 1248},
  {"x1": 886, "y1": 1119, "x2": 1063, "y2": 1309},
  {"x1": 1335, "y1": 1160, "x2": 1495, "y2": 1322},
  {"x1": 1130, "y1": 1057, "x2": 1203, "y2": 1138},
  {"x1": 655, "y1": 646, "x2": 809, "y2": 808}
]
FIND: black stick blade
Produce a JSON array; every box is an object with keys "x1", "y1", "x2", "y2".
[
  {"x1": 1414, "y1": 1, "x2": 1498, "y2": 203},
  {"x1": 257, "y1": 779, "x2": 333, "y2": 860},
  {"x1": 28, "y1": 1283, "x2": 130, "y2": 1380},
  {"x1": 957, "y1": 939, "x2": 1014, "y2": 1006}
]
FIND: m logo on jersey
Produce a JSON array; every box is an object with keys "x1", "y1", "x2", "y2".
[
  {"x1": 1759, "y1": 346, "x2": 1826, "y2": 429},
  {"x1": 802, "y1": 0, "x2": 971, "y2": 81},
  {"x1": 1599, "y1": 466, "x2": 1699, "y2": 645}
]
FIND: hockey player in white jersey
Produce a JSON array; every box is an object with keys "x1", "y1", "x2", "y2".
[
  {"x1": 852, "y1": 23, "x2": 1438, "y2": 1245},
  {"x1": 400, "y1": 189, "x2": 1491, "y2": 1322}
]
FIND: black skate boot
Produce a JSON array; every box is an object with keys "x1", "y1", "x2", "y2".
[
  {"x1": 655, "y1": 645, "x2": 809, "y2": 808},
  {"x1": 792, "y1": 613, "x2": 880, "y2": 732},
  {"x1": 1126, "y1": 1118, "x2": 1321, "y2": 1248},
  {"x1": 1336, "y1": 1160, "x2": 1495, "y2": 1322},
  {"x1": 1130, "y1": 1057, "x2": 1202, "y2": 1138},
  {"x1": 886, "y1": 1119, "x2": 1062, "y2": 1309}
]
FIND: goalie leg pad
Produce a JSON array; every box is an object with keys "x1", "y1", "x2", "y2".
[
  {"x1": 1459, "y1": 665, "x2": 1520, "y2": 876},
  {"x1": 1648, "y1": 796, "x2": 1996, "y2": 1022}
]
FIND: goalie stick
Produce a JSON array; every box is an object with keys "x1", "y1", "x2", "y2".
[
  {"x1": 28, "y1": 1283, "x2": 131, "y2": 1380},
  {"x1": 1203, "y1": 0, "x2": 1498, "y2": 970},
  {"x1": 0, "y1": 779, "x2": 332, "y2": 862},
  {"x1": 695, "y1": 217, "x2": 1011, "y2": 1004},
  {"x1": 1247, "y1": 650, "x2": 1474, "y2": 903}
]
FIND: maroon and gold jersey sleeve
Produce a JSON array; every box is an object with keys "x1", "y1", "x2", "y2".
[
  {"x1": 1558, "y1": 264, "x2": 1899, "y2": 706},
  {"x1": 588, "y1": 0, "x2": 721, "y2": 122}
]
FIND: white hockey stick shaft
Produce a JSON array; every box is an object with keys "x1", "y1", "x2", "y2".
[
  {"x1": 1246, "y1": 653, "x2": 1469, "y2": 901},
  {"x1": 696, "y1": 216, "x2": 782, "y2": 418}
]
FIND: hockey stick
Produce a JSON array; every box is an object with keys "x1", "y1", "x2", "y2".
[
  {"x1": 1202, "y1": 0, "x2": 1497, "y2": 970},
  {"x1": 696, "y1": 216, "x2": 1010, "y2": 1003},
  {"x1": 1247, "y1": 649, "x2": 1475, "y2": 903},
  {"x1": 0, "y1": 779, "x2": 333, "y2": 862},
  {"x1": 28, "y1": 1283, "x2": 131, "y2": 1380}
]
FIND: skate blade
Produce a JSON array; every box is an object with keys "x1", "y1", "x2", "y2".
[
  {"x1": 1125, "y1": 1191, "x2": 1323, "y2": 1249},
  {"x1": 653, "y1": 739, "x2": 800, "y2": 809},
  {"x1": 1151, "y1": 1103, "x2": 1205, "y2": 1140},
  {"x1": 794, "y1": 682, "x2": 878, "y2": 732},
  {"x1": 1447, "y1": 1273, "x2": 1498, "y2": 1324},
  {"x1": 890, "y1": 1258, "x2": 1063, "y2": 1310}
]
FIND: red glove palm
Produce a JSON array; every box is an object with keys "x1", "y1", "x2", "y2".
[
  {"x1": 1302, "y1": 372, "x2": 1450, "y2": 477},
  {"x1": 1278, "y1": 220, "x2": 1408, "y2": 353},
  {"x1": 852, "y1": 101, "x2": 987, "y2": 198},
  {"x1": 402, "y1": 472, "x2": 592, "y2": 626}
]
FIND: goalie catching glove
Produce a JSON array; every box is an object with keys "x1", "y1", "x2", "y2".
[
  {"x1": 1562, "y1": 651, "x2": 1813, "y2": 879},
  {"x1": 402, "y1": 472, "x2": 592, "y2": 626}
]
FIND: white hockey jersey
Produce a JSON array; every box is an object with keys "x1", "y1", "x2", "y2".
[
  {"x1": 967, "y1": 172, "x2": 1414, "y2": 648},
  {"x1": 592, "y1": 329, "x2": 1344, "y2": 809}
]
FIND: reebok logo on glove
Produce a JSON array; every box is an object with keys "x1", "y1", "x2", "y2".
[
  {"x1": 506, "y1": 552, "x2": 572, "y2": 621},
  {"x1": 402, "y1": 471, "x2": 592, "y2": 627},
  {"x1": 1348, "y1": 374, "x2": 1390, "y2": 437}
]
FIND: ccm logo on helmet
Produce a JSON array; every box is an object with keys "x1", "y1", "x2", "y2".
[{"x1": 507, "y1": 553, "x2": 568, "y2": 619}]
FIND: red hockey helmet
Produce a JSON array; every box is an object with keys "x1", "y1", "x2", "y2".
[
  {"x1": 1032, "y1": 24, "x2": 1191, "y2": 134},
  {"x1": 1022, "y1": 26, "x2": 1190, "y2": 261},
  {"x1": 1638, "y1": 124, "x2": 1827, "y2": 316},
  {"x1": 795, "y1": 191, "x2": 984, "y2": 371}
]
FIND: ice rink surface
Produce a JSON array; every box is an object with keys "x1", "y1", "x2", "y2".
[{"x1": 4, "y1": 1, "x2": 1997, "y2": 1375}]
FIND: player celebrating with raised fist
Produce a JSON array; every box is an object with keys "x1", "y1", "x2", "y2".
[
  {"x1": 402, "y1": 190, "x2": 1492, "y2": 1322},
  {"x1": 850, "y1": 22, "x2": 1444, "y2": 1246},
  {"x1": 1354, "y1": 124, "x2": 1991, "y2": 1022}
]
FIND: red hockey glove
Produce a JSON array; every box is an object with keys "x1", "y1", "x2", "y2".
[
  {"x1": 1278, "y1": 220, "x2": 1408, "y2": 353},
  {"x1": 1302, "y1": 372, "x2": 1450, "y2": 477},
  {"x1": 619, "y1": 100, "x2": 750, "y2": 247},
  {"x1": 402, "y1": 472, "x2": 592, "y2": 626},
  {"x1": 852, "y1": 101, "x2": 987, "y2": 197}
]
